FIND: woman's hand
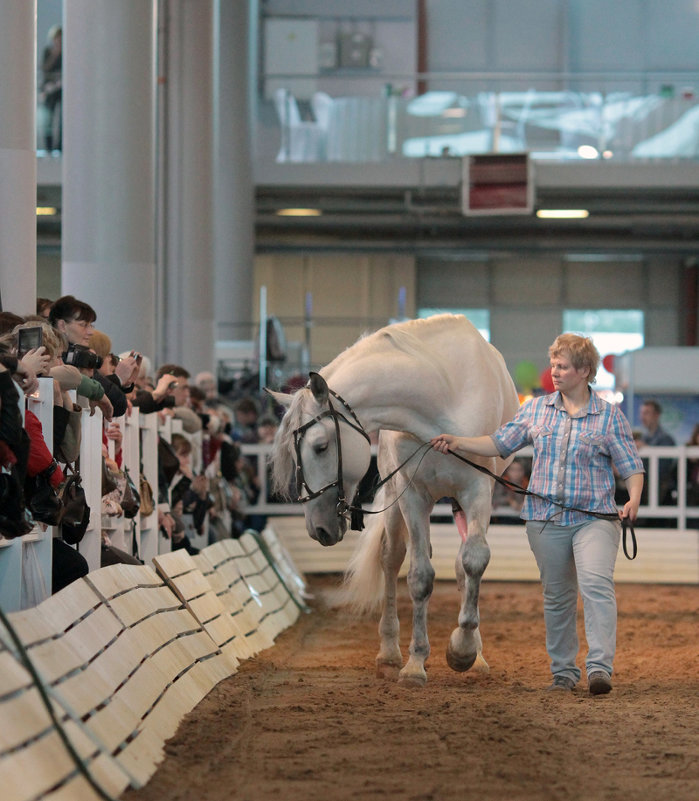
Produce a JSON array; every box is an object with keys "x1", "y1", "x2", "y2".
[
  {"x1": 191, "y1": 474, "x2": 208, "y2": 498},
  {"x1": 20, "y1": 347, "x2": 50, "y2": 378},
  {"x1": 115, "y1": 353, "x2": 139, "y2": 387},
  {"x1": 104, "y1": 422, "x2": 123, "y2": 453},
  {"x1": 431, "y1": 434, "x2": 459, "y2": 454}
]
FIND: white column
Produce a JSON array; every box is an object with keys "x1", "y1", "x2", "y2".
[
  {"x1": 213, "y1": 0, "x2": 256, "y2": 343},
  {"x1": 0, "y1": 1, "x2": 36, "y2": 315},
  {"x1": 61, "y1": 0, "x2": 156, "y2": 360},
  {"x1": 161, "y1": 0, "x2": 215, "y2": 372}
]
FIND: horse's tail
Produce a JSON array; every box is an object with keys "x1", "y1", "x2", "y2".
[{"x1": 339, "y1": 501, "x2": 387, "y2": 615}]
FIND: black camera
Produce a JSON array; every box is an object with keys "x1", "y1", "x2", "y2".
[{"x1": 63, "y1": 343, "x2": 103, "y2": 370}]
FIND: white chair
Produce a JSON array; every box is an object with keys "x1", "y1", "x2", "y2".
[
  {"x1": 273, "y1": 88, "x2": 326, "y2": 162},
  {"x1": 311, "y1": 91, "x2": 333, "y2": 131}
]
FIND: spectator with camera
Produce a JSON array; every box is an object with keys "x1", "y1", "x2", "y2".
[
  {"x1": 231, "y1": 396, "x2": 260, "y2": 444},
  {"x1": 48, "y1": 296, "x2": 125, "y2": 419},
  {"x1": 0, "y1": 323, "x2": 90, "y2": 591},
  {"x1": 154, "y1": 364, "x2": 202, "y2": 434},
  {"x1": 9, "y1": 321, "x2": 84, "y2": 462},
  {"x1": 130, "y1": 369, "x2": 179, "y2": 414}
]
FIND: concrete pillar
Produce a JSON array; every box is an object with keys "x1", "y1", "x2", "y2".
[
  {"x1": 161, "y1": 0, "x2": 215, "y2": 373},
  {"x1": 61, "y1": 0, "x2": 156, "y2": 360},
  {"x1": 213, "y1": 0, "x2": 256, "y2": 343},
  {"x1": 0, "y1": 1, "x2": 36, "y2": 315}
]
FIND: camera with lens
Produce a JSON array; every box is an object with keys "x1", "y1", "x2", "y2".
[{"x1": 63, "y1": 343, "x2": 103, "y2": 370}]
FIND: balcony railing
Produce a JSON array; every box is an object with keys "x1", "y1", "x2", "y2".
[{"x1": 260, "y1": 71, "x2": 699, "y2": 165}]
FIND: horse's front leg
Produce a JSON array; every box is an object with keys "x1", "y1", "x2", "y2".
[
  {"x1": 447, "y1": 491, "x2": 491, "y2": 674},
  {"x1": 398, "y1": 501, "x2": 434, "y2": 687},
  {"x1": 376, "y1": 506, "x2": 407, "y2": 680}
]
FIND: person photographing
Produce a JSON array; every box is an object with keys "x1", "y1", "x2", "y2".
[{"x1": 431, "y1": 333, "x2": 644, "y2": 695}]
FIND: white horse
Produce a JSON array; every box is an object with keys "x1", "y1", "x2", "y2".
[{"x1": 270, "y1": 314, "x2": 519, "y2": 686}]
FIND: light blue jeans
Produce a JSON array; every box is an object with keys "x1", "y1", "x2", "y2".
[{"x1": 526, "y1": 518, "x2": 621, "y2": 684}]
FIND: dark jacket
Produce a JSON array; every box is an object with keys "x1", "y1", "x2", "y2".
[{"x1": 94, "y1": 373, "x2": 128, "y2": 417}]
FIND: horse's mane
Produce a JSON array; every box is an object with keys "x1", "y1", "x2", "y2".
[
  {"x1": 271, "y1": 314, "x2": 476, "y2": 495},
  {"x1": 271, "y1": 388, "x2": 312, "y2": 499}
]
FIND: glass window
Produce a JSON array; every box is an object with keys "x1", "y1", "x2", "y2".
[
  {"x1": 418, "y1": 308, "x2": 490, "y2": 341},
  {"x1": 562, "y1": 310, "x2": 644, "y2": 390}
]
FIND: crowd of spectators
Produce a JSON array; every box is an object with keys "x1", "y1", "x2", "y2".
[{"x1": 0, "y1": 294, "x2": 284, "y2": 596}]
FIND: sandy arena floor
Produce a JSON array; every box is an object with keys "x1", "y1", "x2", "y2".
[{"x1": 124, "y1": 575, "x2": 698, "y2": 801}]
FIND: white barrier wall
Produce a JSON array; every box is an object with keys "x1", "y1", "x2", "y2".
[{"x1": 0, "y1": 527, "x2": 308, "y2": 801}]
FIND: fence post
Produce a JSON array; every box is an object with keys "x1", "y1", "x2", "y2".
[
  {"x1": 139, "y1": 412, "x2": 160, "y2": 564},
  {"x1": 75, "y1": 404, "x2": 104, "y2": 572}
]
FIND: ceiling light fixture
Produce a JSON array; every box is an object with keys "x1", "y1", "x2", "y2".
[
  {"x1": 275, "y1": 208, "x2": 322, "y2": 217},
  {"x1": 36, "y1": 206, "x2": 57, "y2": 216},
  {"x1": 536, "y1": 209, "x2": 590, "y2": 219},
  {"x1": 577, "y1": 145, "x2": 599, "y2": 159}
]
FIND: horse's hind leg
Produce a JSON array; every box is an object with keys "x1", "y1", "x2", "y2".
[
  {"x1": 376, "y1": 505, "x2": 407, "y2": 680},
  {"x1": 447, "y1": 496, "x2": 491, "y2": 674}
]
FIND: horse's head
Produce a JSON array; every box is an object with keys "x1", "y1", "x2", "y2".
[{"x1": 269, "y1": 373, "x2": 371, "y2": 547}]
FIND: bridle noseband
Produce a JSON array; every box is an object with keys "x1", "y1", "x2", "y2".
[{"x1": 293, "y1": 386, "x2": 371, "y2": 525}]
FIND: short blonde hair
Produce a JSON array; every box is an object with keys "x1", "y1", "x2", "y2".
[
  {"x1": 90, "y1": 330, "x2": 112, "y2": 360},
  {"x1": 548, "y1": 333, "x2": 599, "y2": 383}
]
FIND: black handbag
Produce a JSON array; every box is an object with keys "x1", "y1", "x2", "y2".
[
  {"x1": 120, "y1": 467, "x2": 141, "y2": 519},
  {"x1": 158, "y1": 436, "x2": 180, "y2": 484},
  {"x1": 59, "y1": 465, "x2": 90, "y2": 545},
  {"x1": 26, "y1": 461, "x2": 63, "y2": 526},
  {"x1": 0, "y1": 467, "x2": 33, "y2": 538},
  {"x1": 102, "y1": 457, "x2": 119, "y2": 495}
]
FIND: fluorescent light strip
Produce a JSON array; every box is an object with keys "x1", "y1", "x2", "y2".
[
  {"x1": 36, "y1": 206, "x2": 57, "y2": 216},
  {"x1": 536, "y1": 209, "x2": 589, "y2": 219},
  {"x1": 276, "y1": 208, "x2": 322, "y2": 217}
]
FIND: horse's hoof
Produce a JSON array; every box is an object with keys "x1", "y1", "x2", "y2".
[
  {"x1": 397, "y1": 673, "x2": 427, "y2": 688},
  {"x1": 446, "y1": 644, "x2": 478, "y2": 673},
  {"x1": 376, "y1": 661, "x2": 401, "y2": 681}
]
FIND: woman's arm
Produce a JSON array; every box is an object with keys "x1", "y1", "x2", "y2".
[
  {"x1": 621, "y1": 472, "x2": 644, "y2": 521},
  {"x1": 431, "y1": 433, "x2": 499, "y2": 458}
]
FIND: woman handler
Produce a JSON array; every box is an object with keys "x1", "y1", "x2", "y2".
[{"x1": 431, "y1": 334, "x2": 644, "y2": 695}]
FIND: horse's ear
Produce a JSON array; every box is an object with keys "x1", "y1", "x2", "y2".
[
  {"x1": 264, "y1": 387, "x2": 293, "y2": 408},
  {"x1": 308, "y1": 372, "x2": 329, "y2": 404}
]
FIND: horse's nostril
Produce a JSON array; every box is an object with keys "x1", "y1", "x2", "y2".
[{"x1": 315, "y1": 527, "x2": 333, "y2": 547}]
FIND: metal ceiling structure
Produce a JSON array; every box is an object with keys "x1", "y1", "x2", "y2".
[{"x1": 255, "y1": 177, "x2": 699, "y2": 256}]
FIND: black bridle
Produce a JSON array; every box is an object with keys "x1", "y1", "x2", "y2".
[
  {"x1": 293, "y1": 387, "x2": 371, "y2": 522},
  {"x1": 292, "y1": 385, "x2": 433, "y2": 531}
]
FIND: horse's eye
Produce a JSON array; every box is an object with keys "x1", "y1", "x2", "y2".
[{"x1": 314, "y1": 442, "x2": 328, "y2": 455}]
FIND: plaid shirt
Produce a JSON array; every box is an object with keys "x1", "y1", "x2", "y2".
[{"x1": 491, "y1": 390, "x2": 644, "y2": 525}]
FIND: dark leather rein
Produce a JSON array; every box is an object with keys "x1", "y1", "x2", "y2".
[
  {"x1": 292, "y1": 386, "x2": 637, "y2": 560},
  {"x1": 445, "y1": 448, "x2": 638, "y2": 560}
]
